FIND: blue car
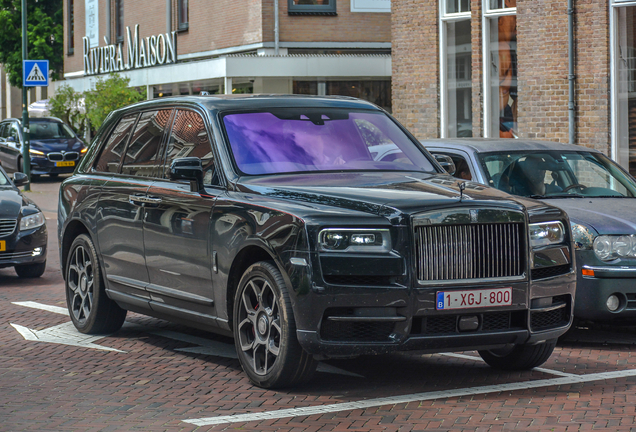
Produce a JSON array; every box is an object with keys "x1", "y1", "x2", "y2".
[
  {"x1": 0, "y1": 117, "x2": 87, "y2": 179},
  {"x1": 424, "y1": 138, "x2": 636, "y2": 323}
]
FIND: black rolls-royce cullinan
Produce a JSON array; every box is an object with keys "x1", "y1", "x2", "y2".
[{"x1": 58, "y1": 95, "x2": 575, "y2": 388}]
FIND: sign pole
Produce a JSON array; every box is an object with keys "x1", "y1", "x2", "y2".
[{"x1": 21, "y1": 0, "x2": 30, "y2": 191}]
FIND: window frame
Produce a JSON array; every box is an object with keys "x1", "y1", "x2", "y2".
[
  {"x1": 177, "y1": 0, "x2": 189, "y2": 31},
  {"x1": 439, "y1": 1, "x2": 472, "y2": 138},
  {"x1": 482, "y1": 0, "x2": 517, "y2": 138},
  {"x1": 67, "y1": 0, "x2": 74, "y2": 55},
  {"x1": 287, "y1": 0, "x2": 337, "y2": 16}
]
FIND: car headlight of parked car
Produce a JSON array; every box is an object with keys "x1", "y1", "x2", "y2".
[
  {"x1": 529, "y1": 221, "x2": 565, "y2": 248},
  {"x1": 20, "y1": 210, "x2": 45, "y2": 230},
  {"x1": 571, "y1": 222, "x2": 595, "y2": 250},
  {"x1": 29, "y1": 149, "x2": 45, "y2": 156},
  {"x1": 319, "y1": 228, "x2": 391, "y2": 253},
  {"x1": 593, "y1": 234, "x2": 636, "y2": 261}
]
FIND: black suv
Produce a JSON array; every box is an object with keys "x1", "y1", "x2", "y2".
[{"x1": 58, "y1": 95, "x2": 575, "y2": 388}]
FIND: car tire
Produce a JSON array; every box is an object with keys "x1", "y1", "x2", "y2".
[
  {"x1": 15, "y1": 261, "x2": 46, "y2": 278},
  {"x1": 65, "y1": 234, "x2": 126, "y2": 334},
  {"x1": 478, "y1": 339, "x2": 557, "y2": 370},
  {"x1": 233, "y1": 261, "x2": 317, "y2": 388}
]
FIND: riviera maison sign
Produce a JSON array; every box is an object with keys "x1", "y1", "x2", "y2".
[{"x1": 83, "y1": 25, "x2": 177, "y2": 76}]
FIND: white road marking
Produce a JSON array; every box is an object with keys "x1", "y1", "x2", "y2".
[
  {"x1": 12, "y1": 301, "x2": 68, "y2": 315},
  {"x1": 440, "y1": 352, "x2": 577, "y2": 377},
  {"x1": 10, "y1": 322, "x2": 125, "y2": 352},
  {"x1": 184, "y1": 367, "x2": 636, "y2": 426}
]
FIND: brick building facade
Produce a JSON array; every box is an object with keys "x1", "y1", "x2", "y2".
[
  {"x1": 61, "y1": 0, "x2": 393, "y2": 110},
  {"x1": 392, "y1": 0, "x2": 636, "y2": 176}
]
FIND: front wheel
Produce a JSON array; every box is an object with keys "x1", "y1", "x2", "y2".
[
  {"x1": 478, "y1": 339, "x2": 556, "y2": 370},
  {"x1": 65, "y1": 234, "x2": 127, "y2": 334},
  {"x1": 233, "y1": 261, "x2": 317, "y2": 389}
]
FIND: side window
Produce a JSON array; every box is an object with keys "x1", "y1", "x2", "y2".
[
  {"x1": 164, "y1": 109, "x2": 218, "y2": 185},
  {"x1": 121, "y1": 110, "x2": 172, "y2": 177},
  {"x1": 94, "y1": 114, "x2": 138, "y2": 173},
  {"x1": 449, "y1": 154, "x2": 472, "y2": 180},
  {"x1": 0, "y1": 124, "x2": 6, "y2": 139},
  {"x1": 8, "y1": 123, "x2": 20, "y2": 140}
]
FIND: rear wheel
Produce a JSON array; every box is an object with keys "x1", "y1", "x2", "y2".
[
  {"x1": 65, "y1": 234, "x2": 126, "y2": 334},
  {"x1": 15, "y1": 261, "x2": 46, "y2": 278},
  {"x1": 233, "y1": 261, "x2": 317, "y2": 388},
  {"x1": 478, "y1": 339, "x2": 556, "y2": 370}
]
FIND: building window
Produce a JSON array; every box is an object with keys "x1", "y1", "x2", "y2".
[
  {"x1": 483, "y1": 0, "x2": 517, "y2": 138},
  {"x1": 440, "y1": 1, "x2": 472, "y2": 137},
  {"x1": 115, "y1": 0, "x2": 124, "y2": 43},
  {"x1": 177, "y1": 0, "x2": 189, "y2": 30},
  {"x1": 288, "y1": 0, "x2": 337, "y2": 16},
  {"x1": 67, "y1": 0, "x2": 74, "y2": 55}
]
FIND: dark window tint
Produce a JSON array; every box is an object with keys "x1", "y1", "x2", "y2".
[
  {"x1": 94, "y1": 113, "x2": 138, "y2": 173},
  {"x1": 122, "y1": 110, "x2": 172, "y2": 177},
  {"x1": 164, "y1": 110, "x2": 218, "y2": 185}
]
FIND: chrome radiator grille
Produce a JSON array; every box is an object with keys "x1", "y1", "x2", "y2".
[
  {"x1": 415, "y1": 223, "x2": 524, "y2": 282},
  {"x1": 0, "y1": 219, "x2": 17, "y2": 237}
]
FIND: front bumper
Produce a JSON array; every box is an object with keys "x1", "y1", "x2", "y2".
[
  {"x1": 292, "y1": 271, "x2": 575, "y2": 358},
  {"x1": 0, "y1": 223, "x2": 47, "y2": 268},
  {"x1": 576, "y1": 264, "x2": 636, "y2": 321},
  {"x1": 29, "y1": 156, "x2": 79, "y2": 175}
]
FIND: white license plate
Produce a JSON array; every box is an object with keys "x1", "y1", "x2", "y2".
[{"x1": 436, "y1": 287, "x2": 512, "y2": 310}]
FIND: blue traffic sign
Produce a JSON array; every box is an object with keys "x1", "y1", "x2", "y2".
[{"x1": 23, "y1": 60, "x2": 49, "y2": 87}]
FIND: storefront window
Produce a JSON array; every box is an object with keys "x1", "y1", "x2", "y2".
[
  {"x1": 485, "y1": 0, "x2": 517, "y2": 138},
  {"x1": 293, "y1": 80, "x2": 392, "y2": 112},
  {"x1": 444, "y1": 20, "x2": 472, "y2": 137},
  {"x1": 615, "y1": 5, "x2": 636, "y2": 174}
]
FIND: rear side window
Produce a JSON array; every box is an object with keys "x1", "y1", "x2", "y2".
[
  {"x1": 94, "y1": 114, "x2": 138, "y2": 173},
  {"x1": 163, "y1": 109, "x2": 218, "y2": 185},
  {"x1": 121, "y1": 109, "x2": 172, "y2": 177}
]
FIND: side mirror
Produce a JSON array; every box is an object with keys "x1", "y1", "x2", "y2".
[
  {"x1": 169, "y1": 157, "x2": 204, "y2": 192},
  {"x1": 433, "y1": 154, "x2": 456, "y2": 176},
  {"x1": 13, "y1": 172, "x2": 28, "y2": 187}
]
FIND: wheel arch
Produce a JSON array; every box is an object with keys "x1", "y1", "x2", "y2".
[
  {"x1": 226, "y1": 243, "x2": 292, "y2": 332},
  {"x1": 60, "y1": 219, "x2": 92, "y2": 280}
]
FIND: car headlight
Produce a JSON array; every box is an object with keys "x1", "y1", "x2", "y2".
[
  {"x1": 593, "y1": 234, "x2": 636, "y2": 261},
  {"x1": 571, "y1": 222, "x2": 594, "y2": 250},
  {"x1": 319, "y1": 228, "x2": 391, "y2": 253},
  {"x1": 529, "y1": 221, "x2": 565, "y2": 248},
  {"x1": 29, "y1": 149, "x2": 45, "y2": 156},
  {"x1": 80, "y1": 147, "x2": 88, "y2": 154},
  {"x1": 20, "y1": 211, "x2": 45, "y2": 230}
]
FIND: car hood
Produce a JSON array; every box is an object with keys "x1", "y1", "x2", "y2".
[
  {"x1": 30, "y1": 138, "x2": 82, "y2": 152},
  {"x1": 545, "y1": 198, "x2": 636, "y2": 235},
  {"x1": 239, "y1": 172, "x2": 536, "y2": 218},
  {"x1": 0, "y1": 186, "x2": 32, "y2": 218}
]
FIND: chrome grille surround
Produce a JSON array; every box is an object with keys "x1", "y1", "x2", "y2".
[
  {"x1": 47, "y1": 151, "x2": 79, "y2": 162},
  {"x1": 413, "y1": 208, "x2": 527, "y2": 284},
  {"x1": 0, "y1": 219, "x2": 17, "y2": 237}
]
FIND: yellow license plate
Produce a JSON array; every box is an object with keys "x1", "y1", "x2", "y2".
[
  {"x1": 0, "y1": 241, "x2": 5, "y2": 252},
  {"x1": 56, "y1": 161, "x2": 75, "y2": 167}
]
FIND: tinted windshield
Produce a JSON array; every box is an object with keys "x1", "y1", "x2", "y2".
[
  {"x1": 29, "y1": 121, "x2": 75, "y2": 140},
  {"x1": 478, "y1": 151, "x2": 636, "y2": 198},
  {"x1": 222, "y1": 109, "x2": 436, "y2": 175}
]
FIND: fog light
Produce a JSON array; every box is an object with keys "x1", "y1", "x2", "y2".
[
  {"x1": 606, "y1": 295, "x2": 620, "y2": 312},
  {"x1": 32, "y1": 247, "x2": 42, "y2": 257}
]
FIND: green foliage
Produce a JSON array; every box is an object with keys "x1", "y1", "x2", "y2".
[
  {"x1": 83, "y1": 74, "x2": 145, "y2": 130},
  {"x1": 48, "y1": 84, "x2": 86, "y2": 137},
  {"x1": 0, "y1": 0, "x2": 63, "y2": 88}
]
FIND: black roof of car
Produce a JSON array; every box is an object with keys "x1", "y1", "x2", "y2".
[
  {"x1": 421, "y1": 138, "x2": 601, "y2": 154},
  {"x1": 114, "y1": 94, "x2": 383, "y2": 114}
]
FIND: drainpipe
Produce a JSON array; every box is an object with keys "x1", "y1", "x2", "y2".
[
  {"x1": 568, "y1": 0, "x2": 576, "y2": 144},
  {"x1": 274, "y1": 0, "x2": 280, "y2": 55}
]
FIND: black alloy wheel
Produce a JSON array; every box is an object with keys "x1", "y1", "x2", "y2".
[
  {"x1": 66, "y1": 234, "x2": 126, "y2": 334},
  {"x1": 234, "y1": 261, "x2": 317, "y2": 388}
]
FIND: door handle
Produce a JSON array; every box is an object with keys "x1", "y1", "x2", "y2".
[{"x1": 129, "y1": 195, "x2": 162, "y2": 206}]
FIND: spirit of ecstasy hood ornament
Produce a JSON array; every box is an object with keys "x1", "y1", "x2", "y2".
[{"x1": 458, "y1": 181, "x2": 466, "y2": 202}]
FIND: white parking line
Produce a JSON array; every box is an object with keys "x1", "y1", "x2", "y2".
[
  {"x1": 183, "y1": 368, "x2": 636, "y2": 426},
  {"x1": 441, "y1": 352, "x2": 577, "y2": 377},
  {"x1": 12, "y1": 301, "x2": 68, "y2": 315}
]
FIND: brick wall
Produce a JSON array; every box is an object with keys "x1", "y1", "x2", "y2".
[{"x1": 391, "y1": 0, "x2": 439, "y2": 139}]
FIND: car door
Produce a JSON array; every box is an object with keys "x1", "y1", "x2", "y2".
[
  {"x1": 95, "y1": 111, "x2": 170, "y2": 307},
  {"x1": 143, "y1": 108, "x2": 221, "y2": 322}
]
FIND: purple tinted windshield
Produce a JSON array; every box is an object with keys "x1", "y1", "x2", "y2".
[{"x1": 222, "y1": 109, "x2": 435, "y2": 175}]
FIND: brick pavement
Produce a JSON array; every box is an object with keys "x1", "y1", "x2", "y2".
[{"x1": 1, "y1": 177, "x2": 635, "y2": 431}]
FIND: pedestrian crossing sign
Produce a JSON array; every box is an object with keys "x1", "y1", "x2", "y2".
[{"x1": 23, "y1": 60, "x2": 49, "y2": 87}]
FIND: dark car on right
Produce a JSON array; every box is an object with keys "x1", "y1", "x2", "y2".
[{"x1": 425, "y1": 138, "x2": 636, "y2": 323}]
